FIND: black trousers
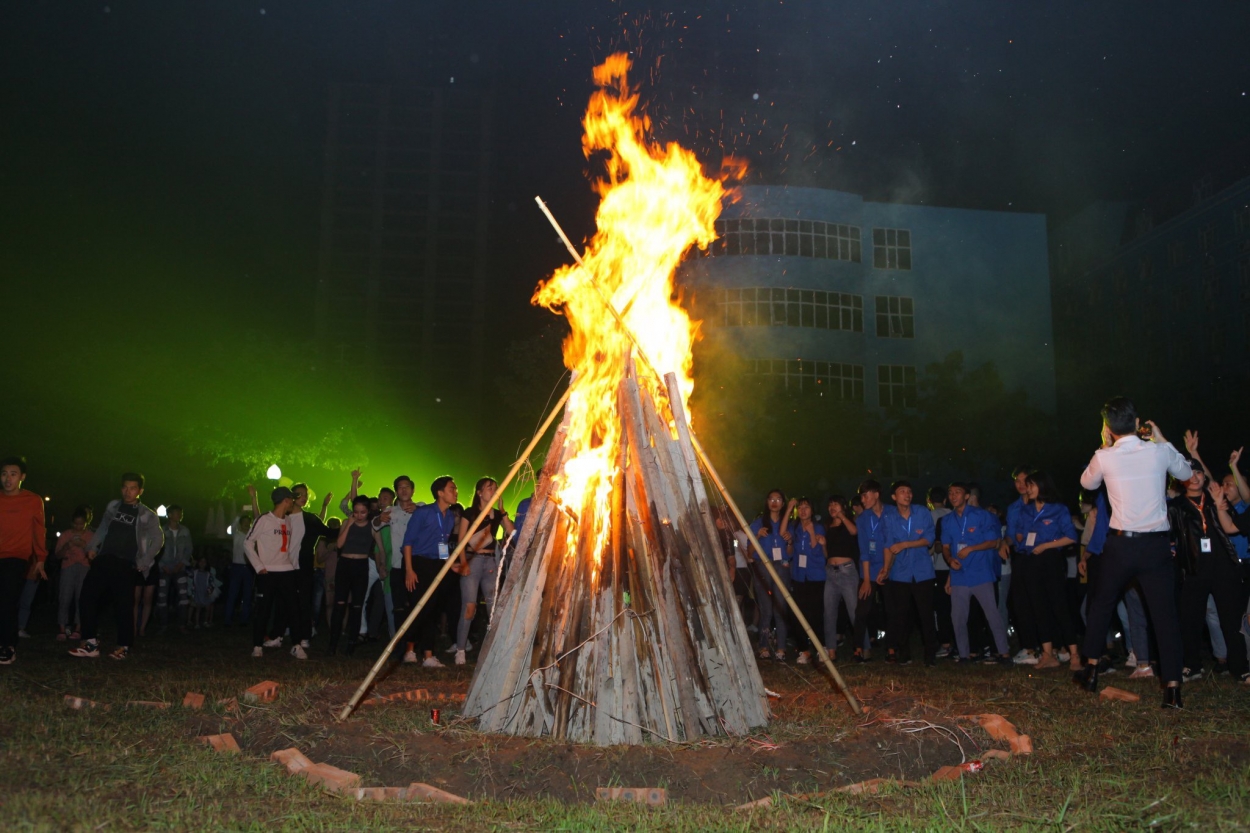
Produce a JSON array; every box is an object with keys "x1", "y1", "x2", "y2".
[
  {"x1": 1179, "y1": 558, "x2": 1248, "y2": 676},
  {"x1": 80, "y1": 555, "x2": 137, "y2": 647},
  {"x1": 852, "y1": 580, "x2": 883, "y2": 654},
  {"x1": 932, "y1": 573, "x2": 954, "y2": 646},
  {"x1": 790, "y1": 579, "x2": 824, "y2": 653},
  {"x1": 413, "y1": 556, "x2": 453, "y2": 654},
  {"x1": 1081, "y1": 534, "x2": 1182, "y2": 683},
  {"x1": 1010, "y1": 551, "x2": 1040, "y2": 649},
  {"x1": 252, "y1": 570, "x2": 299, "y2": 649},
  {"x1": 390, "y1": 567, "x2": 417, "y2": 646},
  {"x1": 328, "y1": 557, "x2": 370, "y2": 649},
  {"x1": 885, "y1": 579, "x2": 936, "y2": 661},
  {"x1": 0, "y1": 556, "x2": 27, "y2": 647},
  {"x1": 292, "y1": 563, "x2": 315, "y2": 643},
  {"x1": 1028, "y1": 549, "x2": 1079, "y2": 648}
]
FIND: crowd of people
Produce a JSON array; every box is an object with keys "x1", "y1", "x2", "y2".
[{"x1": 1, "y1": 397, "x2": 1248, "y2": 709}]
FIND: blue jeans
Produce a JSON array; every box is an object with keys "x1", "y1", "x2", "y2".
[
  {"x1": 752, "y1": 565, "x2": 789, "y2": 653},
  {"x1": 224, "y1": 563, "x2": 254, "y2": 625},
  {"x1": 823, "y1": 562, "x2": 859, "y2": 651}
]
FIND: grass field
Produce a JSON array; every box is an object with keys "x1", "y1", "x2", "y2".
[{"x1": 2, "y1": 624, "x2": 1249, "y2": 831}]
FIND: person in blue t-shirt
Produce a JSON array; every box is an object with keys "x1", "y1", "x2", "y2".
[
  {"x1": 878, "y1": 481, "x2": 937, "y2": 665},
  {"x1": 748, "y1": 490, "x2": 792, "y2": 661},
  {"x1": 940, "y1": 482, "x2": 1010, "y2": 664},
  {"x1": 852, "y1": 480, "x2": 889, "y2": 662},
  {"x1": 1017, "y1": 471, "x2": 1081, "y2": 671},
  {"x1": 780, "y1": 497, "x2": 827, "y2": 666}
]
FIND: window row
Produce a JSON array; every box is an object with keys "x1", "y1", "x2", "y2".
[
  {"x1": 707, "y1": 218, "x2": 863, "y2": 262},
  {"x1": 713, "y1": 287, "x2": 864, "y2": 332},
  {"x1": 744, "y1": 359, "x2": 918, "y2": 408}
]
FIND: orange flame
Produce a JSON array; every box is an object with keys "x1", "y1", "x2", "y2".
[{"x1": 532, "y1": 54, "x2": 729, "y2": 567}]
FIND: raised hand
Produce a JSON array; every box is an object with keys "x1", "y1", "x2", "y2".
[
  {"x1": 1230, "y1": 447, "x2": 1243, "y2": 468},
  {"x1": 1184, "y1": 429, "x2": 1200, "y2": 457}
]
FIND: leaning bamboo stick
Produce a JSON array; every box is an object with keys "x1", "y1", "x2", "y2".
[
  {"x1": 535, "y1": 196, "x2": 861, "y2": 716},
  {"x1": 337, "y1": 383, "x2": 575, "y2": 722}
]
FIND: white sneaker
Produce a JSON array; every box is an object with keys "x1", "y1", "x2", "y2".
[
  {"x1": 422, "y1": 656, "x2": 445, "y2": 668},
  {"x1": 402, "y1": 650, "x2": 418, "y2": 663},
  {"x1": 454, "y1": 650, "x2": 466, "y2": 666},
  {"x1": 18, "y1": 630, "x2": 30, "y2": 639},
  {"x1": 1013, "y1": 650, "x2": 1038, "y2": 665},
  {"x1": 310, "y1": 627, "x2": 318, "y2": 638},
  {"x1": 445, "y1": 640, "x2": 472, "y2": 654},
  {"x1": 252, "y1": 647, "x2": 263, "y2": 658},
  {"x1": 299, "y1": 639, "x2": 310, "y2": 649},
  {"x1": 796, "y1": 651, "x2": 811, "y2": 665},
  {"x1": 262, "y1": 637, "x2": 282, "y2": 648},
  {"x1": 1057, "y1": 649, "x2": 1071, "y2": 663},
  {"x1": 1129, "y1": 665, "x2": 1155, "y2": 679},
  {"x1": 290, "y1": 645, "x2": 308, "y2": 660},
  {"x1": 1124, "y1": 651, "x2": 1137, "y2": 668}
]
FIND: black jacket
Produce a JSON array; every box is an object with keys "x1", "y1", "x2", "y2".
[{"x1": 1167, "y1": 496, "x2": 1238, "y2": 576}]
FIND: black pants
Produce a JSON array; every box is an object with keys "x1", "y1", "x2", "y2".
[
  {"x1": 1081, "y1": 534, "x2": 1182, "y2": 683},
  {"x1": 390, "y1": 567, "x2": 417, "y2": 646},
  {"x1": 0, "y1": 556, "x2": 27, "y2": 648},
  {"x1": 292, "y1": 562, "x2": 315, "y2": 643},
  {"x1": 932, "y1": 573, "x2": 954, "y2": 646},
  {"x1": 791, "y1": 579, "x2": 824, "y2": 653},
  {"x1": 885, "y1": 579, "x2": 936, "y2": 661},
  {"x1": 80, "y1": 555, "x2": 137, "y2": 647},
  {"x1": 1010, "y1": 551, "x2": 1040, "y2": 649},
  {"x1": 413, "y1": 556, "x2": 453, "y2": 654},
  {"x1": 853, "y1": 580, "x2": 884, "y2": 653},
  {"x1": 329, "y1": 557, "x2": 370, "y2": 649},
  {"x1": 253, "y1": 570, "x2": 299, "y2": 649},
  {"x1": 1028, "y1": 549, "x2": 1079, "y2": 648},
  {"x1": 1180, "y1": 558, "x2": 1248, "y2": 676}
]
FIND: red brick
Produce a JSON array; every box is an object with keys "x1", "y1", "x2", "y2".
[
  {"x1": 403, "y1": 782, "x2": 472, "y2": 804},
  {"x1": 197, "y1": 733, "x2": 241, "y2": 753},
  {"x1": 734, "y1": 796, "x2": 775, "y2": 810},
  {"x1": 595, "y1": 787, "x2": 667, "y2": 806},
  {"x1": 1100, "y1": 686, "x2": 1141, "y2": 703},
  {"x1": 182, "y1": 692, "x2": 206, "y2": 709},
  {"x1": 931, "y1": 766, "x2": 964, "y2": 783},
  {"x1": 243, "y1": 681, "x2": 279, "y2": 703},
  {"x1": 982, "y1": 749, "x2": 1012, "y2": 762},
  {"x1": 271, "y1": 747, "x2": 314, "y2": 774},
  {"x1": 1009, "y1": 734, "x2": 1034, "y2": 755},
  {"x1": 350, "y1": 787, "x2": 406, "y2": 801},
  {"x1": 300, "y1": 763, "x2": 362, "y2": 794}
]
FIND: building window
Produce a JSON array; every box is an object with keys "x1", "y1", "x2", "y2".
[
  {"x1": 877, "y1": 365, "x2": 917, "y2": 408},
  {"x1": 708, "y1": 218, "x2": 861, "y2": 262},
  {"x1": 1235, "y1": 206, "x2": 1250, "y2": 236},
  {"x1": 1168, "y1": 240, "x2": 1184, "y2": 267},
  {"x1": 874, "y1": 296, "x2": 915, "y2": 339},
  {"x1": 714, "y1": 287, "x2": 863, "y2": 332},
  {"x1": 872, "y1": 228, "x2": 912, "y2": 270},
  {"x1": 747, "y1": 359, "x2": 864, "y2": 401},
  {"x1": 1199, "y1": 224, "x2": 1216, "y2": 254},
  {"x1": 888, "y1": 434, "x2": 919, "y2": 479}
]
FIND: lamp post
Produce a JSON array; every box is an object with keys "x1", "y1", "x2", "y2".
[{"x1": 266, "y1": 464, "x2": 282, "y2": 481}]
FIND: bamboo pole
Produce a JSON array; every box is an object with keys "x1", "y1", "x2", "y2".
[
  {"x1": 535, "y1": 196, "x2": 861, "y2": 716},
  {"x1": 337, "y1": 384, "x2": 575, "y2": 722}
]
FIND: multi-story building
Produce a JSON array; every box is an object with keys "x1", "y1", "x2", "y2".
[
  {"x1": 680, "y1": 184, "x2": 1054, "y2": 482},
  {"x1": 313, "y1": 82, "x2": 493, "y2": 410},
  {"x1": 1050, "y1": 164, "x2": 1250, "y2": 460}
]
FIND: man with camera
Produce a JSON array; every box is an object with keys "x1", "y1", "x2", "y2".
[{"x1": 1076, "y1": 397, "x2": 1191, "y2": 707}]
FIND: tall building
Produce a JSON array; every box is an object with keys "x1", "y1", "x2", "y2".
[
  {"x1": 313, "y1": 82, "x2": 493, "y2": 410},
  {"x1": 1050, "y1": 161, "x2": 1250, "y2": 454},
  {"x1": 681, "y1": 184, "x2": 1054, "y2": 481}
]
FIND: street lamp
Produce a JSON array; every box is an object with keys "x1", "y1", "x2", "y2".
[
  {"x1": 156, "y1": 505, "x2": 167, "y2": 517},
  {"x1": 266, "y1": 464, "x2": 282, "y2": 480}
]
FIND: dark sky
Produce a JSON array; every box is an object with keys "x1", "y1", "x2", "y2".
[{"x1": 2, "y1": 1, "x2": 1248, "y2": 519}]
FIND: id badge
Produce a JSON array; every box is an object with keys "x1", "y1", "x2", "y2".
[
  {"x1": 868, "y1": 541, "x2": 878, "y2": 554},
  {"x1": 1200, "y1": 537, "x2": 1212, "y2": 553},
  {"x1": 1025, "y1": 532, "x2": 1037, "y2": 547},
  {"x1": 771, "y1": 547, "x2": 783, "y2": 562},
  {"x1": 438, "y1": 542, "x2": 450, "y2": 560},
  {"x1": 798, "y1": 554, "x2": 808, "y2": 569}
]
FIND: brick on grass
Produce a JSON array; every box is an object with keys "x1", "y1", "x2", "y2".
[
  {"x1": 403, "y1": 783, "x2": 472, "y2": 804},
  {"x1": 271, "y1": 747, "x2": 314, "y2": 774},
  {"x1": 299, "y1": 763, "x2": 362, "y2": 794},
  {"x1": 197, "y1": 733, "x2": 241, "y2": 753},
  {"x1": 595, "y1": 787, "x2": 667, "y2": 806},
  {"x1": 834, "y1": 778, "x2": 922, "y2": 795},
  {"x1": 1100, "y1": 686, "x2": 1141, "y2": 703},
  {"x1": 243, "y1": 681, "x2": 279, "y2": 703},
  {"x1": 64, "y1": 696, "x2": 100, "y2": 710},
  {"x1": 930, "y1": 766, "x2": 965, "y2": 783},
  {"x1": 1008, "y1": 734, "x2": 1034, "y2": 755},
  {"x1": 182, "y1": 692, "x2": 206, "y2": 709},
  {"x1": 981, "y1": 749, "x2": 1012, "y2": 762}
]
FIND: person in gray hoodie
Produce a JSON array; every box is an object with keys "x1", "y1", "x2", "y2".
[
  {"x1": 69, "y1": 473, "x2": 164, "y2": 660},
  {"x1": 156, "y1": 505, "x2": 193, "y2": 630}
]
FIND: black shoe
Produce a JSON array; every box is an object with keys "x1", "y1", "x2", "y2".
[
  {"x1": 994, "y1": 655, "x2": 1014, "y2": 667},
  {"x1": 0, "y1": 646, "x2": 14, "y2": 665},
  {"x1": 885, "y1": 652, "x2": 898, "y2": 664},
  {"x1": 1161, "y1": 686, "x2": 1183, "y2": 709},
  {"x1": 1073, "y1": 664, "x2": 1099, "y2": 693},
  {"x1": 1212, "y1": 660, "x2": 1229, "y2": 677},
  {"x1": 924, "y1": 658, "x2": 937, "y2": 667}
]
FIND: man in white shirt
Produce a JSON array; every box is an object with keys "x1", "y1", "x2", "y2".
[{"x1": 1076, "y1": 396, "x2": 1192, "y2": 707}]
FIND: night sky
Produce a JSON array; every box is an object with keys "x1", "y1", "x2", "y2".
[{"x1": 3, "y1": 1, "x2": 1248, "y2": 523}]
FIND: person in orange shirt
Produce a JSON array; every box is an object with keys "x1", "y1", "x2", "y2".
[{"x1": 0, "y1": 456, "x2": 47, "y2": 665}]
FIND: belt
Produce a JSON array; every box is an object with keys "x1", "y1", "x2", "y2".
[{"x1": 1109, "y1": 529, "x2": 1168, "y2": 538}]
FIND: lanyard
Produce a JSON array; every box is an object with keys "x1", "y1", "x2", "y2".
[
  {"x1": 899, "y1": 511, "x2": 913, "y2": 536},
  {"x1": 957, "y1": 509, "x2": 969, "y2": 541},
  {"x1": 1188, "y1": 494, "x2": 1208, "y2": 536},
  {"x1": 434, "y1": 509, "x2": 449, "y2": 541}
]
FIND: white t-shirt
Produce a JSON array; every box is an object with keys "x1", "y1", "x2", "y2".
[
  {"x1": 732, "y1": 530, "x2": 749, "y2": 568},
  {"x1": 931, "y1": 507, "x2": 952, "y2": 572}
]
